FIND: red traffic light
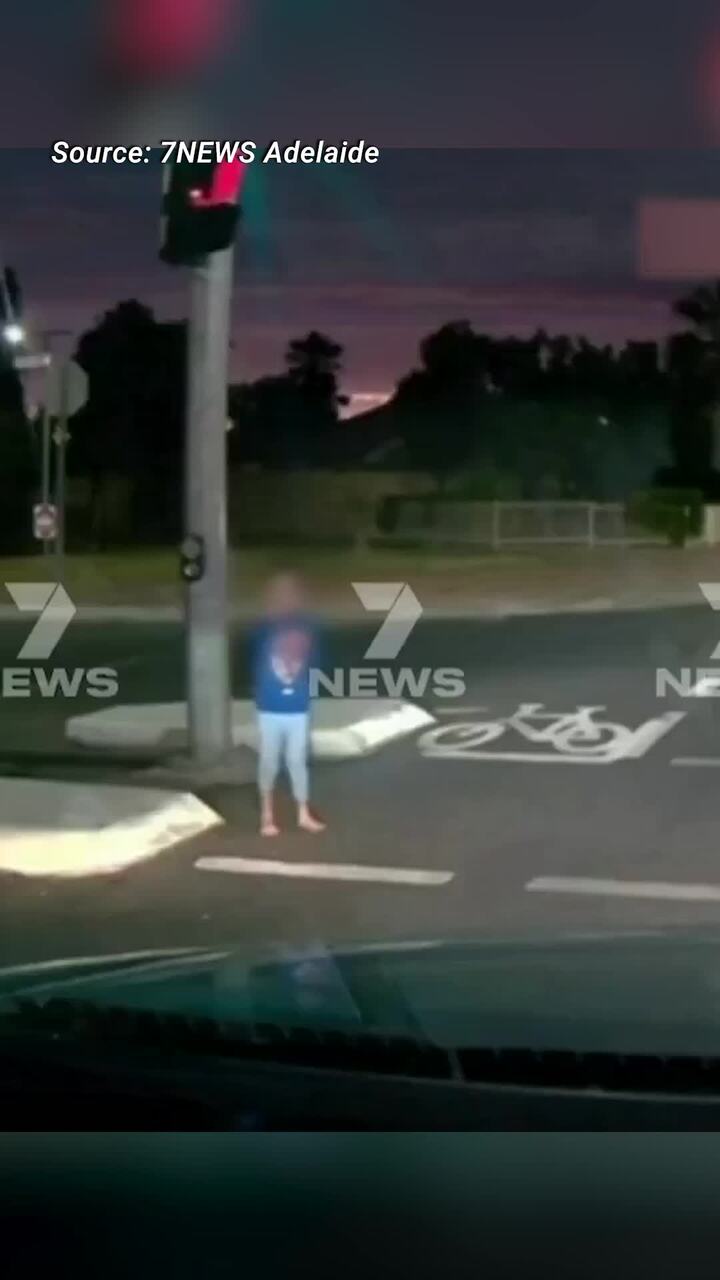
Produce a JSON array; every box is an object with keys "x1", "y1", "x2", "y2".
[
  {"x1": 188, "y1": 159, "x2": 248, "y2": 208},
  {"x1": 160, "y1": 159, "x2": 247, "y2": 265}
]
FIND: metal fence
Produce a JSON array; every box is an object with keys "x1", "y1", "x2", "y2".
[{"x1": 378, "y1": 500, "x2": 665, "y2": 549}]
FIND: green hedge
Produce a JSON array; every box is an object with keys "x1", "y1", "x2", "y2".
[{"x1": 627, "y1": 488, "x2": 703, "y2": 548}]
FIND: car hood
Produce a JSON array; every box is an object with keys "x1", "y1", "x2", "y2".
[{"x1": 5, "y1": 932, "x2": 720, "y2": 1056}]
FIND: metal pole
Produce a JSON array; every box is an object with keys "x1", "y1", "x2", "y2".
[
  {"x1": 184, "y1": 246, "x2": 234, "y2": 763},
  {"x1": 40, "y1": 394, "x2": 51, "y2": 556},
  {"x1": 54, "y1": 359, "x2": 69, "y2": 579}
]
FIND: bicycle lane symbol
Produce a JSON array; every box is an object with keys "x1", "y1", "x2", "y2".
[{"x1": 417, "y1": 704, "x2": 686, "y2": 764}]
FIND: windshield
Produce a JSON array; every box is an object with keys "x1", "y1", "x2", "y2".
[{"x1": 7, "y1": 5, "x2": 720, "y2": 1128}]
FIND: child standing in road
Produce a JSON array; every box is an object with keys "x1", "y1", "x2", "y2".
[{"x1": 252, "y1": 573, "x2": 326, "y2": 838}]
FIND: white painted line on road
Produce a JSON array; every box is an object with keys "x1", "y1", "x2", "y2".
[
  {"x1": 420, "y1": 711, "x2": 685, "y2": 764},
  {"x1": 195, "y1": 856, "x2": 454, "y2": 887},
  {"x1": 423, "y1": 749, "x2": 617, "y2": 764},
  {"x1": 672, "y1": 757, "x2": 720, "y2": 767},
  {"x1": 527, "y1": 876, "x2": 720, "y2": 902},
  {"x1": 432, "y1": 707, "x2": 488, "y2": 716}
]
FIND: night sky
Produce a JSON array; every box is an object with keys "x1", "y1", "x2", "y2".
[
  {"x1": 5, "y1": 2, "x2": 720, "y2": 399},
  {"x1": 6, "y1": 0, "x2": 720, "y2": 148}
]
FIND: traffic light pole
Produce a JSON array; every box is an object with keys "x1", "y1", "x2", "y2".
[
  {"x1": 184, "y1": 246, "x2": 234, "y2": 763},
  {"x1": 53, "y1": 358, "x2": 70, "y2": 580},
  {"x1": 39, "y1": 401, "x2": 51, "y2": 556}
]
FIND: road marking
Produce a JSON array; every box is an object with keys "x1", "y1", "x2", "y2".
[
  {"x1": 195, "y1": 856, "x2": 454, "y2": 887},
  {"x1": 424, "y1": 749, "x2": 620, "y2": 764},
  {"x1": 527, "y1": 876, "x2": 720, "y2": 902},
  {"x1": 431, "y1": 706, "x2": 488, "y2": 716},
  {"x1": 672, "y1": 757, "x2": 720, "y2": 767},
  {"x1": 419, "y1": 710, "x2": 684, "y2": 764}
]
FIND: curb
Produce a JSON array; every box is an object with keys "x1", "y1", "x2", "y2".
[
  {"x1": 65, "y1": 699, "x2": 436, "y2": 761},
  {"x1": 0, "y1": 778, "x2": 223, "y2": 878},
  {"x1": 0, "y1": 595, "x2": 705, "y2": 625}
]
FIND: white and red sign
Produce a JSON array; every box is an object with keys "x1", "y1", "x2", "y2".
[{"x1": 32, "y1": 503, "x2": 58, "y2": 542}]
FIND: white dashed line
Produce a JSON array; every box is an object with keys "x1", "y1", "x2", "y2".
[
  {"x1": 672, "y1": 757, "x2": 720, "y2": 767},
  {"x1": 527, "y1": 876, "x2": 720, "y2": 902},
  {"x1": 196, "y1": 856, "x2": 454, "y2": 886},
  {"x1": 431, "y1": 706, "x2": 488, "y2": 716}
]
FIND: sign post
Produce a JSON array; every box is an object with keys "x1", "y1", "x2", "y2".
[
  {"x1": 12, "y1": 351, "x2": 56, "y2": 555},
  {"x1": 44, "y1": 358, "x2": 88, "y2": 577}
]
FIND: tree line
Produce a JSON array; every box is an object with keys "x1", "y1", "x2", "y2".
[{"x1": 2, "y1": 283, "x2": 720, "y2": 548}]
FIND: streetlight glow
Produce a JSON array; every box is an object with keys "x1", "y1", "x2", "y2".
[{"x1": 3, "y1": 322, "x2": 25, "y2": 346}]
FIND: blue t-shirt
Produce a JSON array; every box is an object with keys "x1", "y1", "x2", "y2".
[{"x1": 252, "y1": 614, "x2": 318, "y2": 713}]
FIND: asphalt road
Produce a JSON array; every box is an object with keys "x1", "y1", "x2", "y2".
[{"x1": 4, "y1": 604, "x2": 720, "y2": 967}]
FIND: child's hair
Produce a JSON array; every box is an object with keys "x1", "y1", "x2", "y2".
[{"x1": 265, "y1": 572, "x2": 305, "y2": 612}]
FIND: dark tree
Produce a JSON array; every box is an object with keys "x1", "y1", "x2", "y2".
[
  {"x1": 652, "y1": 286, "x2": 720, "y2": 495},
  {"x1": 0, "y1": 345, "x2": 36, "y2": 552},
  {"x1": 395, "y1": 321, "x2": 486, "y2": 481},
  {"x1": 285, "y1": 331, "x2": 346, "y2": 464},
  {"x1": 71, "y1": 301, "x2": 186, "y2": 543},
  {"x1": 229, "y1": 332, "x2": 347, "y2": 469},
  {"x1": 229, "y1": 375, "x2": 307, "y2": 469}
]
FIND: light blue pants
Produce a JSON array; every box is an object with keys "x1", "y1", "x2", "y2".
[{"x1": 257, "y1": 712, "x2": 310, "y2": 804}]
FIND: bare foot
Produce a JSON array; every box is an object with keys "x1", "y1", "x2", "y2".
[
  {"x1": 260, "y1": 822, "x2": 280, "y2": 838},
  {"x1": 298, "y1": 812, "x2": 326, "y2": 834}
]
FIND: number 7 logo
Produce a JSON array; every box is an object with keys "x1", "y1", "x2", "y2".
[
  {"x1": 6, "y1": 583, "x2": 76, "y2": 660},
  {"x1": 352, "y1": 582, "x2": 423, "y2": 660}
]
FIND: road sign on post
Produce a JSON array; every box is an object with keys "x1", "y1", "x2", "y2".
[
  {"x1": 33, "y1": 502, "x2": 57, "y2": 542},
  {"x1": 45, "y1": 360, "x2": 88, "y2": 418},
  {"x1": 13, "y1": 352, "x2": 52, "y2": 372}
]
